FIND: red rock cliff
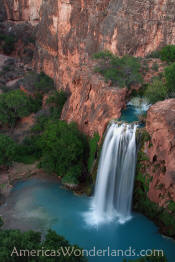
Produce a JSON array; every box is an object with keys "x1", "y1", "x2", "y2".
[
  {"x1": 2, "y1": 0, "x2": 42, "y2": 24},
  {"x1": 146, "y1": 99, "x2": 175, "y2": 207},
  {"x1": 3, "y1": 0, "x2": 175, "y2": 135},
  {"x1": 33, "y1": 0, "x2": 175, "y2": 135}
]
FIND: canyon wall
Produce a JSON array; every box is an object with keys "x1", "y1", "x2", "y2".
[
  {"x1": 146, "y1": 99, "x2": 175, "y2": 206},
  {"x1": 2, "y1": 0, "x2": 175, "y2": 135},
  {"x1": 2, "y1": 0, "x2": 42, "y2": 24},
  {"x1": 33, "y1": 0, "x2": 175, "y2": 135}
]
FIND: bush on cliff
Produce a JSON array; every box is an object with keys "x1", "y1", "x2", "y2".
[
  {"x1": 144, "y1": 79, "x2": 167, "y2": 104},
  {"x1": 46, "y1": 90, "x2": 67, "y2": 119},
  {"x1": 39, "y1": 121, "x2": 88, "y2": 184},
  {"x1": 164, "y1": 62, "x2": 175, "y2": 97},
  {"x1": 160, "y1": 45, "x2": 175, "y2": 63},
  {"x1": 0, "y1": 34, "x2": 16, "y2": 54},
  {"x1": 0, "y1": 229, "x2": 87, "y2": 262},
  {"x1": 0, "y1": 90, "x2": 41, "y2": 128},
  {"x1": 93, "y1": 51, "x2": 142, "y2": 88},
  {"x1": 0, "y1": 134, "x2": 16, "y2": 167},
  {"x1": 88, "y1": 132, "x2": 100, "y2": 172}
]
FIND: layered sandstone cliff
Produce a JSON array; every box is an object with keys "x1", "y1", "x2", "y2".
[
  {"x1": 146, "y1": 99, "x2": 175, "y2": 206},
  {"x1": 1, "y1": 0, "x2": 42, "y2": 24},
  {"x1": 2, "y1": 0, "x2": 175, "y2": 136},
  {"x1": 33, "y1": 0, "x2": 175, "y2": 135}
]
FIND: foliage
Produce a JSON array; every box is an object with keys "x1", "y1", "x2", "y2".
[
  {"x1": 164, "y1": 62, "x2": 175, "y2": 97},
  {"x1": 146, "y1": 50, "x2": 160, "y2": 59},
  {"x1": 0, "y1": 216, "x2": 3, "y2": 227},
  {"x1": 0, "y1": 134, "x2": 16, "y2": 166},
  {"x1": 34, "y1": 72, "x2": 55, "y2": 93},
  {"x1": 15, "y1": 136, "x2": 41, "y2": 164},
  {"x1": 0, "y1": 34, "x2": 16, "y2": 54},
  {"x1": 46, "y1": 90, "x2": 67, "y2": 119},
  {"x1": 123, "y1": 254, "x2": 167, "y2": 262},
  {"x1": 151, "y1": 62, "x2": 159, "y2": 72},
  {"x1": 88, "y1": 133, "x2": 100, "y2": 172},
  {"x1": 0, "y1": 229, "x2": 87, "y2": 262},
  {"x1": 144, "y1": 79, "x2": 167, "y2": 104},
  {"x1": 39, "y1": 121, "x2": 88, "y2": 184},
  {"x1": 160, "y1": 45, "x2": 175, "y2": 63},
  {"x1": 0, "y1": 90, "x2": 41, "y2": 128},
  {"x1": 93, "y1": 51, "x2": 142, "y2": 88}
]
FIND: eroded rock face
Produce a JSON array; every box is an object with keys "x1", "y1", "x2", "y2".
[
  {"x1": 146, "y1": 99, "x2": 175, "y2": 206},
  {"x1": 34, "y1": 0, "x2": 175, "y2": 135},
  {"x1": 2, "y1": 0, "x2": 42, "y2": 24}
]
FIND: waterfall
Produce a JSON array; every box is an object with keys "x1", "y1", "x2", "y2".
[{"x1": 84, "y1": 122, "x2": 137, "y2": 226}]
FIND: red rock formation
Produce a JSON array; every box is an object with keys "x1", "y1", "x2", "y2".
[
  {"x1": 3, "y1": 0, "x2": 175, "y2": 136},
  {"x1": 33, "y1": 0, "x2": 175, "y2": 135},
  {"x1": 146, "y1": 99, "x2": 175, "y2": 206},
  {"x1": 2, "y1": 0, "x2": 42, "y2": 25}
]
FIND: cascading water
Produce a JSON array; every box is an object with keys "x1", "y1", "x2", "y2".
[{"x1": 84, "y1": 122, "x2": 137, "y2": 226}]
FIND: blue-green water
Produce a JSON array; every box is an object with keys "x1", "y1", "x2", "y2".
[{"x1": 2, "y1": 177, "x2": 174, "y2": 262}]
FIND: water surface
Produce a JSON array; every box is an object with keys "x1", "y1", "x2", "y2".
[{"x1": 0, "y1": 178, "x2": 174, "y2": 262}]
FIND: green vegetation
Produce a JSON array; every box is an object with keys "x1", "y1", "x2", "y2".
[
  {"x1": 46, "y1": 90, "x2": 67, "y2": 119},
  {"x1": 0, "y1": 229, "x2": 87, "y2": 262},
  {"x1": 151, "y1": 62, "x2": 159, "y2": 72},
  {"x1": 144, "y1": 79, "x2": 167, "y2": 104},
  {"x1": 134, "y1": 129, "x2": 175, "y2": 237},
  {"x1": 0, "y1": 34, "x2": 16, "y2": 54},
  {"x1": 0, "y1": 134, "x2": 16, "y2": 167},
  {"x1": 123, "y1": 254, "x2": 167, "y2": 262},
  {"x1": 164, "y1": 62, "x2": 175, "y2": 97},
  {"x1": 39, "y1": 121, "x2": 88, "y2": 185},
  {"x1": 88, "y1": 133, "x2": 100, "y2": 172},
  {"x1": 160, "y1": 45, "x2": 175, "y2": 63},
  {"x1": 93, "y1": 51, "x2": 142, "y2": 88},
  {"x1": 34, "y1": 72, "x2": 55, "y2": 93},
  {"x1": 0, "y1": 90, "x2": 42, "y2": 128},
  {"x1": 0, "y1": 216, "x2": 4, "y2": 227},
  {"x1": 15, "y1": 136, "x2": 41, "y2": 164}
]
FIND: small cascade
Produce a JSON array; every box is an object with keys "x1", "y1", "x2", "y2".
[
  {"x1": 84, "y1": 122, "x2": 137, "y2": 225},
  {"x1": 127, "y1": 97, "x2": 151, "y2": 114}
]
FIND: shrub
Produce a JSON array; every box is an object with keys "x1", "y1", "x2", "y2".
[
  {"x1": 34, "y1": 72, "x2": 55, "y2": 93},
  {"x1": 144, "y1": 79, "x2": 167, "y2": 104},
  {"x1": 151, "y1": 62, "x2": 159, "y2": 72},
  {"x1": 0, "y1": 134, "x2": 16, "y2": 166},
  {"x1": 160, "y1": 45, "x2": 175, "y2": 63},
  {"x1": 39, "y1": 121, "x2": 88, "y2": 184},
  {"x1": 88, "y1": 133, "x2": 100, "y2": 172},
  {"x1": 46, "y1": 90, "x2": 67, "y2": 119},
  {"x1": 93, "y1": 51, "x2": 142, "y2": 88},
  {"x1": 15, "y1": 136, "x2": 41, "y2": 164},
  {"x1": 164, "y1": 62, "x2": 175, "y2": 97},
  {"x1": 0, "y1": 34, "x2": 16, "y2": 55},
  {"x1": 0, "y1": 229, "x2": 87, "y2": 262},
  {"x1": 146, "y1": 50, "x2": 160, "y2": 59},
  {"x1": 0, "y1": 90, "x2": 41, "y2": 128}
]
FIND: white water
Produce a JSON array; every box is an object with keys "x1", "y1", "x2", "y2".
[
  {"x1": 127, "y1": 97, "x2": 151, "y2": 114},
  {"x1": 84, "y1": 123, "x2": 137, "y2": 226}
]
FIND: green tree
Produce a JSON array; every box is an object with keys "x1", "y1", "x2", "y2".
[
  {"x1": 160, "y1": 45, "x2": 175, "y2": 63},
  {"x1": 164, "y1": 62, "x2": 175, "y2": 97},
  {"x1": 0, "y1": 229, "x2": 87, "y2": 262},
  {"x1": 0, "y1": 134, "x2": 16, "y2": 166},
  {"x1": 144, "y1": 79, "x2": 167, "y2": 104},
  {"x1": 39, "y1": 121, "x2": 87, "y2": 184},
  {"x1": 46, "y1": 90, "x2": 67, "y2": 119},
  {"x1": 93, "y1": 51, "x2": 142, "y2": 88},
  {"x1": 0, "y1": 90, "x2": 41, "y2": 127}
]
